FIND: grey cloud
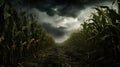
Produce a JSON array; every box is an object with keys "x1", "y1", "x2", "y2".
[
  {"x1": 11, "y1": 0, "x2": 115, "y2": 42},
  {"x1": 41, "y1": 23, "x2": 66, "y2": 37},
  {"x1": 13, "y1": 0, "x2": 114, "y2": 17}
]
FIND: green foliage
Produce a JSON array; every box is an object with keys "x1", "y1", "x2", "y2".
[
  {"x1": 0, "y1": 2, "x2": 55, "y2": 66},
  {"x1": 64, "y1": 6, "x2": 120, "y2": 67},
  {"x1": 1, "y1": 1, "x2": 120, "y2": 67}
]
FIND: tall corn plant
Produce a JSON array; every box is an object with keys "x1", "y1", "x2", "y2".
[
  {"x1": 0, "y1": 1, "x2": 55, "y2": 66},
  {"x1": 80, "y1": 5, "x2": 120, "y2": 66},
  {"x1": 64, "y1": 4, "x2": 120, "y2": 67}
]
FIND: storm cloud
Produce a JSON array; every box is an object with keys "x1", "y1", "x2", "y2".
[
  {"x1": 12, "y1": 0, "x2": 115, "y2": 42},
  {"x1": 42, "y1": 23, "x2": 66, "y2": 37},
  {"x1": 14, "y1": 0, "x2": 114, "y2": 17}
]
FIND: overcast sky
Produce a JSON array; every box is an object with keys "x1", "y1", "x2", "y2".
[{"x1": 13, "y1": 0, "x2": 115, "y2": 43}]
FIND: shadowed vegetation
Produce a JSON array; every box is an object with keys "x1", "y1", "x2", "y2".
[
  {"x1": 0, "y1": 0, "x2": 120, "y2": 67},
  {"x1": 64, "y1": 4, "x2": 120, "y2": 67},
  {"x1": 0, "y1": 1, "x2": 55, "y2": 67}
]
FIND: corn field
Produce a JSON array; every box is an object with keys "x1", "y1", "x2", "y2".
[
  {"x1": 0, "y1": 1, "x2": 55, "y2": 67},
  {"x1": 0, "y1": 0, "x2": 120, "y2": 67},
  {"x1": 64, "y1": 2, "x2": 120, "y2": 67}
]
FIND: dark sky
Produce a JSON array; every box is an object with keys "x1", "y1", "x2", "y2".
[
  {"x1": 12, "y1": 0, "x2": 115, "y2": 42},
  {"x1": 14, "y1": 0, "x2": 114, "y2": 17}
]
